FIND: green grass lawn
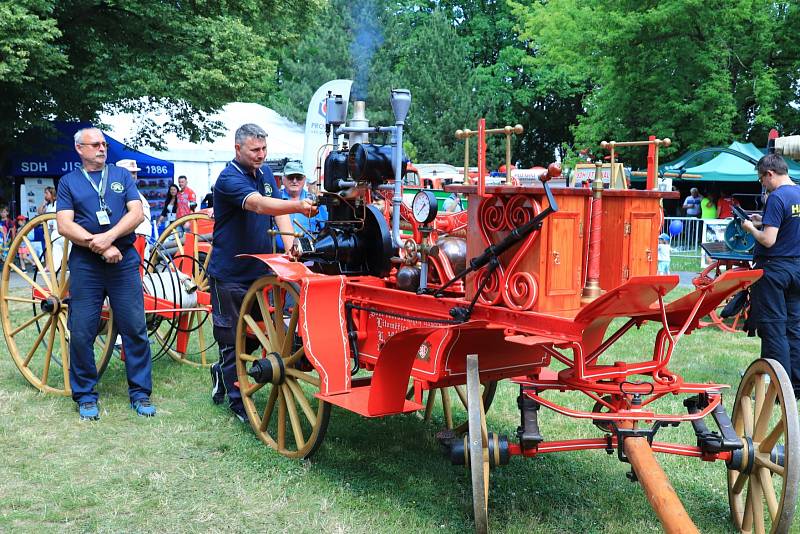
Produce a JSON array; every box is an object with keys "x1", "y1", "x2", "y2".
[{"x1": 0, "y1": 286, "x2": 782, "y2": 533}]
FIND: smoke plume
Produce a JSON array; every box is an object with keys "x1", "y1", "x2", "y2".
[{"x1": 350, "y1": 0, "x2": 383, "y2": 101}]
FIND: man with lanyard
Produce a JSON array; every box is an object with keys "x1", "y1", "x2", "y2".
[
  {"x1": 742, "y1": 153, "x2": 800, "y2": 398},
  {"x1": 207, "y1": 124, "x2": 316, "y2": 421},
  {"x1": 56, "y1": 127, "x2": 156, "y2": 420},
  {"x1": 275, "y1": 160, "x2": 328, "y2": 251},
  {"x1": 176, "y1": 175, "x2": 196, "y2": 218}
]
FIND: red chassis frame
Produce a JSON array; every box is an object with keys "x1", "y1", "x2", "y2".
[{"x1": 245, "y1": 253, "x2": 759, "y2": 463}]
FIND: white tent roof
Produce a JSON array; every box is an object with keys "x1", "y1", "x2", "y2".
[
  {"x1": 102, "y1": 102, "x2": 304, "y2": 161},
  {"x1": 100, "y1": 102, "x2": 304, "y2": 199}
]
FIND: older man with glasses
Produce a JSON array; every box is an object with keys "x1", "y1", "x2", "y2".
[
  {"x1": 742, "y1": 153, "x2": 800, "y2": 399},
  {"x1": 275, "y1": 161, "x2": 328, "y2": 251},
  {"x1": 56, "y1": 127, "x2": 155, "y2": 420}
]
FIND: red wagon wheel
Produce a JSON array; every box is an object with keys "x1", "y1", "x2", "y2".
[
  {"x1": 235, "y1": 276, "x2": 331, "y2": 459},
  {"x1": 147, "y1": 213, "x2": 213, "y2": 367},
  {"x1": 727, "y1": 358, "x2": 799, "y2": 533}
]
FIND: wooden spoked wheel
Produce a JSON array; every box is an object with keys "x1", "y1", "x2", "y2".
[
  {"x1": 147, "y1": 213, "x2": 213, "y2": 367},
  {"x1": 0, "y1": 214, "x2": 116, "y2": 395},
  {"x1": 412, "y1": 381, "x2": 497, "y2": 434},
  {"x1": 466, "y1": 354, "x2": 489, "y2": 534},
  {"x1": 728, "y1": 358, "x2": 799, "y2": 533},
  {"x1": 151, "y1": 213, "x2": 212, "y2": 292},
  {"x1": 235, "y1": 276, "x2": 331, "y2": 459}
]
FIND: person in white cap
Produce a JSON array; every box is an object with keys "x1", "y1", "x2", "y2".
[{"x1": 116, "y1": 159, "x2": 152, "y2": 238}]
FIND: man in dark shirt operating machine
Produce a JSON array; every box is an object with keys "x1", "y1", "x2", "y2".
[
  {"x1": 742, "y1": 153, "x2": 800, "y2": 398},
  {"x1": 207, "y1": 123, "x2": 317, "y2": 421}
]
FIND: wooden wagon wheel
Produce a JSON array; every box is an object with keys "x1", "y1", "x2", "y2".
[
  {"x1": 465, "y1": 354, "x2": 490, "y2": 534},
  {"x1": 409, "y1": 381, "x2": 498, "y2": 434},
  {"x1": 235, "y1": 276, "x2": 331, "y2": 459},
  {"x1": 0, "y1": 214, "x2": 116, "y2": 395},
  {"x1": 727, "y1": 358, "x2": 799, "y2": 534},
  {"x1": 147, "y1": 213, "x2": 213, "y2": 367}
]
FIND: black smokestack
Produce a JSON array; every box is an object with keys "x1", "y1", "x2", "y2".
[{"x1": 350, "y1": 0, "x2": 383, "y2": 101}]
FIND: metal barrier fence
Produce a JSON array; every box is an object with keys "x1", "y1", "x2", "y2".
[{"x1": 662, "y1": 217, "x2": 704, "y2": 270}]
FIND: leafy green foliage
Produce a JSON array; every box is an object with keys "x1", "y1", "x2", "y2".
[
  {"x1": 0, "y1": 0, "x2": 322, "y2": 152},
  {"x1": 511, "y1": 0, "x2": 800, "y2": 162}
]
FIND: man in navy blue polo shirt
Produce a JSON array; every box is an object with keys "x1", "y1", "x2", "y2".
[
  {"x1": 56, "y1": 127, "x2": 155, "y2": 420},
  {"x1": 742, "y1": 153, "x2": 800, "y2": 397},
  {"x1": 208, "y1": 123, "x2": 316, "y2": 421}
]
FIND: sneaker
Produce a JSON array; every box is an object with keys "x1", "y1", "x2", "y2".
[
  {"x1": 211, "y1": 362, "x2": 226, "y2": 405},
  {"x1": 131, "y1": 397, "x2": 157, "y2": 417},
  {"x1": 231, "y1": 404, "x2": 247, "y2": 423},
  {"x1": 78, "y1": 401, "x2": 100, "y2": 421}
]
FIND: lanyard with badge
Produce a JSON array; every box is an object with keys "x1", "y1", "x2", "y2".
[{"x1": 81, "y1": 166, "x2": 112, "y2": 225}]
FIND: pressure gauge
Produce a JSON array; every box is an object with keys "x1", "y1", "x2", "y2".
[{"x1": 412, "y1": 190, "x2": 438, "y2": 224}]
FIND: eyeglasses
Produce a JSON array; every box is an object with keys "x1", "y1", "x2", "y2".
[
  {"x1": 284, "y1": 175, "x2": 305, "y2": 182},
  {"x1": 78, "y1": 142, "x2": 108, "y2": 149}
]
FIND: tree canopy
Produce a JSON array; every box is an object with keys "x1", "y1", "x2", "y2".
[
  {"x1": 4, "y1": 0, "x2": 800, "y2": 168},
  {"x1": 0, "y1": 0, "x2": 321, "y2": 153}
]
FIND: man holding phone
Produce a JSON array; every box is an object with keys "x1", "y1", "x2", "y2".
[{"x1": 742, "y1": 153, "x2": 800, "y2": 398}]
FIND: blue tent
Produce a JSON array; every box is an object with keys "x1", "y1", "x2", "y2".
[{"x1": 8, "y1": 122, "x2": 173, "y2": 179}]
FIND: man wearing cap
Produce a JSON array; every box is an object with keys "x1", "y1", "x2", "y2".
[
  {"x1": 275, "y1": 160, "x2": 328, "y2": 251},
  {"x1": 56, "y1": 127, "x2": 156, "y2": 420},
  {"x1": 207, "y1": 123, "x2": 317, "y2": 421},
  {"x1": 116, "y1": 159, "x2": 153, "y2": 238}
]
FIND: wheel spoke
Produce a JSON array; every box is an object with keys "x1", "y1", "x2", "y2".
[
  {"x1": 749, "y1": 472, "x2": 765, "y2": 534},
  {"x1": 23, "y1": 235, "x2": 53, "y2": 292},
  {"x1": 281, "y1": 385, "x2": 306, "y2": 450},
  {"x1": 58, "y1": 240, "x2": 70, "y2": 291},
  {"x1": 759, "y1": 420, "x2": 785, "y2": 454},
  {"x1": 259, "y1": 387, "x2": 279, "y2": 432},
  {"x1": 423, "y1": 388, "x2": 437, "y2": 421},
  {"x1": 741, "y1": 395, "x2": 754, "y2": 436},
  {"x1": 243, "y1": 314, "x2": 272, "y2": 352},
  {"x1": 196, "y1": 314, "x2": 208, "y2": 365},
  {"x1": 41, "y1": 226, "x2": 58, "y2": 291},
  {"x1": 454, "y1": 384, "x2": 468, "y2": 408},
  {"x1": 238, "y1": 353, "x2": 260, "y2": 363},
  {"x1": 40, "y1": 316, "x2": 58, "y2": 384},
  {"x1": 23, "y1": 316, "x2": 54, "y2": 366},
  {"x1": 9, "y1": 263, "x2": 49, "y2": 297},
  {"x1": 256, "y1": 290, "x2": 278, "y2": 343},
  {"x1": 754, "y1": 386, "x2": 777, "y2": 442},
  {"x1": 757, "y1": 467, "x2": 779, "y2": 521},
  {"x1": 4, "y1": 295, "x2": 39, "y2": 304},
  {"x1": 10, "y1": 310, "x2": 50, "y2": 337},
  {"x1": 441, "y1": 387, "x2": 454, "y2": 429},
  {"x1": 272, "y1": 286, "x2": 285, "y2": 349},
  {"x1": 755, "y1": 452, "x2": 784, "y2": 476},
  {"x1": 281, "y1": 305, "x2": 300, "y2": 357},
  {"x1": 286, "y1": 378, "x2": 317, "y2": 426},
  {"x1": 58, "y1": 315, "x2": 70, "y2": 392},
  {"x1": 754, "y1": 374, "x2": 766, "y2": 422},
  {"x1": 277, "y1": 389, "x2": 287, "y2": 451},
  {"x1": 243, "y1": 381, "x2": 266, "y2": 396},
  {"x1": 284, "y1": 346, "x2": 305, "y2": 367},
  {"x1": 286, "y1": 367, "x2": 320, "y2": 387},
  {"x1": 732, "y1": 470, "x2": 748, "y2": 495}
]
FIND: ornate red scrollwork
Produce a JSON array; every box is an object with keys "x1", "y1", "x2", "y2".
[{"x1": 476, "y1": 194, "x2": 542, "y2": 310}]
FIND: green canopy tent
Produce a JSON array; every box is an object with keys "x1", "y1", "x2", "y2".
[{"x1": 651, "y1": 141, "x2": 800, "y2": 183}]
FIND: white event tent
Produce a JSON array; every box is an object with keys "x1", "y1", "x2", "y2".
[{"x1": 101, "y1": 102, "x2": 304, "y2": 200}]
